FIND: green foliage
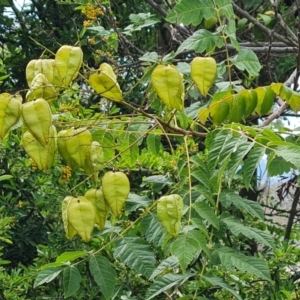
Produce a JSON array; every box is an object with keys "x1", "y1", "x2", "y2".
[{"x1": 1, "y1": 0, "x2": 300, "y2": 299}]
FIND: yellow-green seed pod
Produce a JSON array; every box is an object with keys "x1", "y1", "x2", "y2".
[
  {"x1": 102, "y1": 171, "x2": 130, "y2": 217},
  {"x1": 22, "y1": 98, "x2": 52, "y2": 146},
  {"x1": 85, "y1": 188, "x2": 109, "y2": 230},
  {"x1": 89, "y1": 63, "x2": 123, "y2": 102},
  {"x1": 151, "y1": 64, "x2": 184, "y2": 111},
  {"x1": 55, "y1": 45, "x2": 83, "y2": 87},
  {"x1": 22, "y1": 125, "x2": 57, "y2": 171},
  {"x1": 62, "y1": 196, "x2": 78, "y2": 239},
  {"x1": 67, "y1": 196, "x2": 95, "y2": 242},
  {"x1": 0, "y1": 93, "x2": 22, "y2": 139},
  {"x1": 157, "y1": 194, "x2": 183, "y2": 237}
]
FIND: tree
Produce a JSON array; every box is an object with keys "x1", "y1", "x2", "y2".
[{"x1": 1, "y1": 0, "x2": 300, "y2": 299}]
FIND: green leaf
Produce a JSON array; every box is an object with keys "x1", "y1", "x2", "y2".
[
  {"x1": 139, "y1": 52, "x2": 159, "y2": 63},
  {"x1": 41, "y1": 251, "x2": 87, "y2": 270},
  {"x1": 273, "y1": 145, "x2": 300, "y2": 170},
  {"x1": 0, "y1": 174, "x2": 13, "y2": 182},
  {"x1": 206, "y1": 130, "x2": 240, "y2": 169},
  {"x1": 89, "y1": 254, "x2": 117, "y2": 299},
  {"x1": 215, "y1": 0, "x2": 234, "y2": 19},
  {"x1": 255, "y1": 86, "x2": 275, "y2": 114},
  {"x1": 149, "y1": 256, "x2": 179, "y2": 280},
  {"x1": 56, "y1": 251, "x2": 86, "y2": 263},
  {"x1": 224, "y1": 19, "x2": 240, "y2": 50},
  {"x1": 166, "y1": 0, "x2": 215, "y2": 26},
  {"x1": 114, "y1": 235, "x2": 156, "y2": 278},
  {"x1": 231, "y1": 49, "x2": 262, "y2": 77},
  {"x1": 242, "y1": 146, "x2": 265, "y2": 189},
  {"x1": 286, "y1": 90, "x2": 300, "y2": 112},
  {"x1": 34, "y1": 267, "x2": 64, "y2": 288},
  {"x1": 216, "y1": 246, "x2": 271, "y2": 281},
  {"x1": 203, "y1": 276, "x2": 242, "y2": 300},
  {"x1": 176, "y1": 30, "x2": 223, "y2": 55},
  {"x1": 227, "y1": 94, "x2": 246, "y2": 122},
  {"x1": 192, "y1": 168, "x2": 212, "y2": 192},
  {"x1": 209, "y1": 101, "x2": 230, "y2": 124},
  {"x1": 140, "y1": 213, "x2": 167, "y2": 245},
  {"x1": 147, "y1": 134, "x2": 162, "y2": 155},
  {"x1": 146, "y1": 273, "x2": 193, "y2": 300},
  {"x1": 226, "y1": 139, "x2": 254, "y2": 185},
  {"x1": 171, "y1": 230, "x2": 207, "y2": 272},
  {"x1": 117, "y1": 133, "x2": 139, "y2": 167},
  {"x1": 267, "y1": 155, "x2": 296, "y2": 176},
  {"x1": 222, "y1": 217, "x2": 275, "y2": 248},
  {"x1": 63, "y1": 266, "x2": 82, "y2": 298},
  {"x1": 125, "y1": 193, "x2": 150, "y2": 212},
  {"x1": 220, "y1": 191, "x2": 264, "y2": 220},
  {"x1": 193, "y1": 201, "x2": 219, "y2": 229}
]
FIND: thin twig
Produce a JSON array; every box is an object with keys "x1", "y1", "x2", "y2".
[{"x1": 232, "y1": 2, "x2": 298, "y2": 46}]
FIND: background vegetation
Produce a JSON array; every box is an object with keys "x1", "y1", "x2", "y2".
[{"x1": 1, "y1": 0, "x2": 300, "y2": 299}]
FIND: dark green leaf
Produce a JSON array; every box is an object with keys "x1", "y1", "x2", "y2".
[
  {"x1": 89, "y1": 254, "x2": 116, "y2": 299},
  {"x1": 222, "y1": 217, "x2": 275, "y2": 248},
  {"x1": 149, "y1": 256, "x2": 179, "y2": 280},
  {"x1": 114, "y1": 235, "x2": 156, "y2": 278},
  {"x1": 34, "y1": 267, "x2": 64, "y2": 288},
  {"x1": 220, "y1": 191, "x2": 264, "y2": 220},
  {"x1": 125, "y1": 193, "x2": 150, "y2": 212},
  {"x1": 204, "y1": 276, "x2": 242, "y2": 300},
  {"x1": 140, "y1": 213, "x2": 167, "y2": 245},
  {"x1": 146, "y1": 273, "x2": 194, "y2": 300},
  {"x1": 216, "y1": 246, "x2": 271, "y2": 281},
  {"x1": 171, "y1": 230, "x2": 207, "y2": 272},
  {"x1": 242, "y1": 146, "x2": 265, "y2": 189},
  {"x1": 63, "y1": 266, "x2": 82, "y2": 298},
  {"x1": 193, "y1": 201, "x2": 219, "y2": 229},
  {"x1": 147, "y1": 134, "x2": 162, "y2": 155}
]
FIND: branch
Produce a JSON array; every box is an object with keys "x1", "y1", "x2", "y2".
[
  {"x1": 271, "y1": 0, "x2": 298, "y2": 42},
  {"x1": 121, "y1": 102, "x2": 207, "y2": 138},
  {"x1": 260, "y1": 28, "x2": 300, "y2": 127},
  {"x1": 145, "y1": 0, "x2": 167, "y2": 17},
  {"x1": 259, "y1": 102, "x2": 289, "y2": 127},
  {"x1": 232, "y1": 2, "x2": 298, "y2": 47},
  {"x1": 227, "y1": 45, "x2": 298, "y2": 53},
  {"x1": 284, "y1": 188, "x2": 300, "y2": 241},
  {"x1": 7, "y1": 0, "x2": 27, "y2": 31}
]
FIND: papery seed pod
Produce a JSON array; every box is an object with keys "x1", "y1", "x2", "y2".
[
  {"x1": 22, "y1": 98, "x2": 52, "y2": 146},
  {"x1": 151, "y1": 64, "x2": 184, "y2": 111},
  {"x1": 85, "y1": 188, "x2": 109, "y2": 230},
  {"x1": 0, "y1": 93, "x2": 22, "y2": 139},
  {"x1": 157, "y1": 194, "x2": 183, "y2": 237},
  {"x1": 26, "y1": 73, "x2": 58, "y2": 102},
  {"x1": 57, "y1": 127, "x2": 92, "y2": 169},
  {"x1": 67, "y1": 196, "x2": 95, "y2": 242},
  {"x1": 83, "y1": 141, "x2": 104, "y2": 181},
  {"x1": 191, "y1": 57, "x2": 217, "y2": 96},
  {"x1": 26, "y1": 59, "x2": 56, "y2": 87},
  {"x1": 55, "y1": 45, "x2": 83, "y2": 87},
  {"x1": 22, "y1": 125, "x2": 57, "y2": 171},
  {"x1": 89, "y1": 63, "x2": 123, "y2": 102},
  {"x1": 102, "y1": 171, "x2": 130, "y2": 217},
  {"x1": 62, "y1": 196, "x2": 77, "y2": 239}
]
